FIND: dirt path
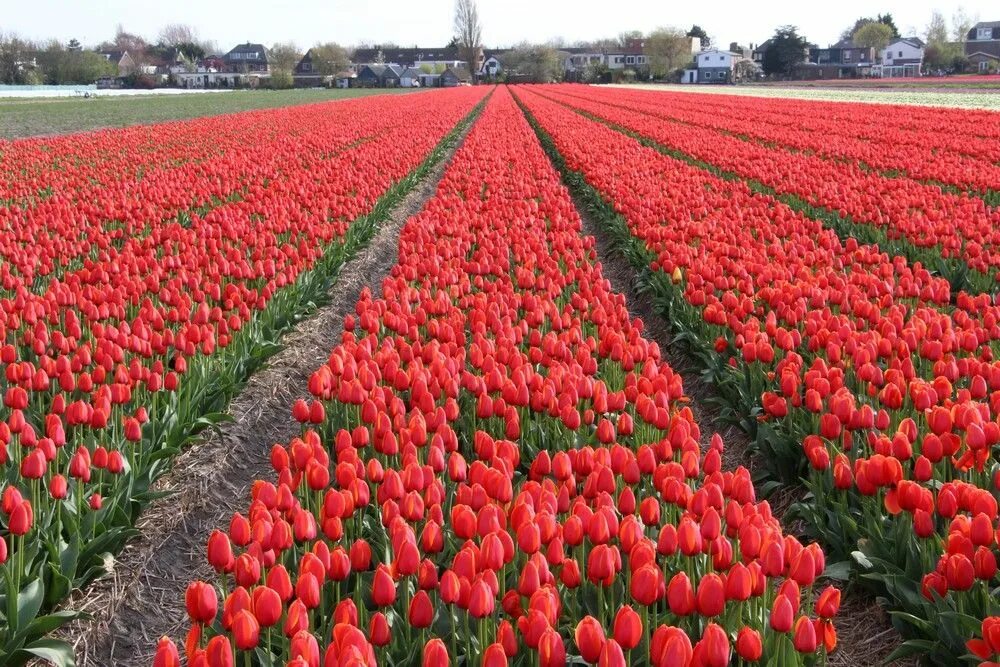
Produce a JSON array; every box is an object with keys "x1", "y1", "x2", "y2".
[
  {"x1": 568, "y1": 159, "x2": 913, "y2": 667},
  {"x1": 64, "y1": 117, "x2": 477, "y2": 667}
]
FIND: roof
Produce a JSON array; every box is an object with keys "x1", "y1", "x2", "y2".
[
  {"x1": 399, "y1": 67, "x2": 423, "y2": 78},
  {"x1": 890, "y1": 37, "x2": 925, "y2": 48},
  {"x1": 698, "y1": 49, "x2": 740, "y2": 56},
  {"x1": 384, "y1": 64, "x2": 403, "y2": 76},
  {"x1": 99, "y1": 50, "x2": 127, "y2": 62},
  {"x1": 352, "y1": 46, "x2": 462, "y2": 64},
  {"x1": 442, "y1": 65, "x2": 472, "y2": 80},
  {"x1": 224, "y1": 43, "x2": 269, "y2": 62},
  {"x1": 973, "y1": 21, "x2": 1000, "y2": 30}
]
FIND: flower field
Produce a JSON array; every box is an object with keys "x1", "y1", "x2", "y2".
[
  {"x1": 2, "y1": 81, "x2": 1000, "y2": 667},
  {"x1": 0, "y1": 87, "x2": 486, "y2": 664}
]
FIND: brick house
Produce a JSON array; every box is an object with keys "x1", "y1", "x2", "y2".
[{"x1": 965, "y1": 21, "x2": 1000, "y2": 73}]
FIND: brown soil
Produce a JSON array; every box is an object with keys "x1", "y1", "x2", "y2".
[{"x1": 61, "y1": 118, "x2": 476, "y2": 667}]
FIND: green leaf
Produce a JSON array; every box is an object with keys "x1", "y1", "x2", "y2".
[
  {"x1": 20, "y1": 638, "x2": 77, "y2": 667},
  {"x1": 27, "y1": 611, "x2": 82, "y2": 638},
  {"x1": 883, "y1": 639, "x2": 936, "y2": 663},
  {"x1": 17, "y1": 578, "x2": 44, "y2": 632},
  {"x1": 821, "y1": 560, "x2": 852, "y2": 581}
]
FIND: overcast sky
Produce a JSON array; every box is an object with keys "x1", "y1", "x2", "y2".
[{"x1": 7, "y1": 0, "x2": 994, "y2": 51}]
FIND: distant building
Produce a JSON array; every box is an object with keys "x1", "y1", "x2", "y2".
[
  {"x1": 98, "y1": 50, "x2": 137, "y2": 77},
  {"x1": 966, "y1": 21, "x2": 1000, "y2": 73},
  {"x1": 223, "y1": 43, "x2": 270, "y2": 74},
  {"x1": 878, "y1": 37, "x2": 925, "y2": 77},
  {"x1": 441, "y1": 65, "x2": 472, "y2": 87}
]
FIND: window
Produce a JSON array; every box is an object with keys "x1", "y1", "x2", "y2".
[
  {"x1": 719, "y1": 55, "x2": 724, "y2": 61},
  {"x1": 981, "y1": 61, "x2": 990, "y2": 72},
  {"x1": 843, "y1": 51, "x2": 851, "y2": 62},
  {"x1": 626, "y1": 56, "x2": 635, "y2": 64},
  {"x1": 899, "y1": 51, "x2": 903, "y2": 57},
  {"x1": 978, "y1": 27, "x2": 992, "y2": 40}
]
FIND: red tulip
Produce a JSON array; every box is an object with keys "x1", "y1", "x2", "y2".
[
  {"x1": 422, "y1": 638, "x2": 450, "y2": 666},
  {"x1": 736, "y1": 627, "x2": 762, "y2": 661},
  {"x1": 153, "y1": 636, "x2": 180, "y2": 667},
  {"x1": 575, "y1": 616, "x2": 606, "y2": 663}
]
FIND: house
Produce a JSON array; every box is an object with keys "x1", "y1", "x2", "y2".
[
  {"x1": 752, "y1": 40, "x2": 772, "y2": 64},
  {"x1": 419, "y1": 73, "x2": 441, "y2": 87},
  {"x1": 334, "y1": 71, "x2": 355, "y2": 88},
  {"x1": 295, "y1": 49, "x2": 316, "y2": 75},
  {"x1": 481, "y1": 52, "x2": 505, "y2": 79},
  {"x1": 879, "y1": 37, "x2": 924, "y2": 77},
  {"x1": 399, "y1": 67, "x2": 423, "y2": 87},
  {"x1": 441, "y1": 65, "x2": 472, "y2": 87},
  {"x1": 795, "y1": 39, "x2": 876, "y2": 79},
  {"x1": 98, "y1": 50, "x2": 137, "y2": 77},
  {"x1": 351, "y1": 46, "x2": 471, "y2": 71},
  {"x1": 381, "y1": 64, "x2": 403, "y2": 87},
  {"x1": 223, "y1": 42, "x2": 270, "y2": 74},
  {"x1": 355, "y1": 65, "x2": 384, "y2": 87},
  {"x1": 693, "y1": 48, "x2": 743, "y2": 83},
  {"x1": 965, "y1": 21, "x2": 1000, "y2": 73},
  {"x1": 604, "y1": 39, "x2": 649, "y2": 72}
]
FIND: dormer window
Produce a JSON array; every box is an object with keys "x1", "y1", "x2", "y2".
[{"x1": 978, "y1": 27, "x2": 993, "y2": 40}]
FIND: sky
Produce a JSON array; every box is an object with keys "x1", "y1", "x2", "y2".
[{"x1": 5, "y1": 0, "x2": 995, "y2": 51}]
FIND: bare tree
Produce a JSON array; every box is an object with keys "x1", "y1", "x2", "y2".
[
  {"x1": 158, "y1": 24, "x2": 198, "y2": 46},
  {"x1": 951, "y1": 7, "x2": 978, "y2": 42},
  {"x1": 454, "y1": 0, "x2": 483, "y2": 81}
]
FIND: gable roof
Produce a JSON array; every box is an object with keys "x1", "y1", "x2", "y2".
[
  {"x1": 890, "y1": 37, "x2": 925, "y2": 49},
  {"x1": 399, "y1": 67, "x2": 423, "y2": 78},
  {"x1": 224, "y1": 43, "x2": 269, "y2": 63},
  {"x1": 352, "y1": 46, "x2": 462, "y2": 65},
  {"x1": 99, "y1": 50, "x2": 127, "y2": 63},
  {"x1": 442, "y1": 65, "x2": 471, "y2": 81},
  {"x1": 383, "y1": 64, "x2": 403, "y2": 77}
]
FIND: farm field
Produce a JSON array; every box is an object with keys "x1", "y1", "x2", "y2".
[
  {"x1": 0, "y1": 88, "x2": 417, "y2": 139},
  {"x1": 2, "y1": 82, "x2": 1000, "y2": 667},
  {"x1": 613, "y1": 82, "x2": 1000, "y2": 110}
]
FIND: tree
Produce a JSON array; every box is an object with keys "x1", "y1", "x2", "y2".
[
  {"x1": 270, "y1": 41, "x2": 301, "y2": 73},
  {"x1": 924, "y1": 10, "x2": 949, "y2": 45},
  {"x1": 500, "y1": 42, "x2": 561, "y2": 83},
  {"x1": 733, "y1": 59, "x2": 762, "y2": 82},
  {"x1": 645, "y1": 27, "x2": 691, "y2": 79},
  {"x1": 310, "y1": 43, "x2": 350, "y2": 76},
  {"x1": 0, "y1": 32, "x2": 40, "y2": 84},
  {"x1": 158, "y1": 24, "x2": 197, "y2": 47},
  {"x1": 453, "y1": 0, "x2": 483, "y2": 81},
  {"x1": 617, "y1": 30, "x2": 643, "y2": 47},
  {"x1": 36, "y1": 42, "x2": 116, "y2": 84},
  {"x1": 924, "y1": 10, "x2": 964, "y2": 71},
  {"x1": 762, "y1": 25, "x2": 808, "y2": 78},
  {"x1": 686, "y1": 25, "x2": 710, "y2": 48},
  {"x1": 112, "y1": 25, "x2": 147, "y2": 53},
  {"x1": 876, "y1": 13, "x2": 900, "y2": 38},
  {"x1": 840, "y1": 15, "x2": 899, "y2": 43},
  {"x1": 67, "y1": 38, "x2": 82, "y2": 52},
  {"x1": 952, "y1": 7, "x2": 977, "y2": 42},
  {"x1": 853, "y1": 22, "x2": 894, "y2": 55}
]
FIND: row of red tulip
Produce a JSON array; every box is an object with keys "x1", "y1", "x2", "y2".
[
  {"x1": 512, "y1": 86, "x2": 1000, "y2": 664},
  {"x1": 590, "y1": 87, "x2": 1000, "y2": 195},
  {"x1": 157, "y1": 88, "x2": 839, "y2": 667},
  {"x1": 539, "y1": 86, "x2": 1000, "y2": 282},
  {"x1": 0, "y1": 94, "x2": 405, "y2": 208},
  {"x1": 0, "y1": 88, "x2": 488, "y2": 663},
  {"x1": 0, "y1": 93, "x2": 460, "y2": 287}
]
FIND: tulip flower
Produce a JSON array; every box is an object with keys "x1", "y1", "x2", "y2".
[
  {"x1": 423, "y1": 638, "x2": 449, "y2": 666},
  {"x1": 576, "y1": 616, "x2": 606, "y2": 663},
  {"x1": 153, "y1": 636, "x2": 180, "y2": 667}
]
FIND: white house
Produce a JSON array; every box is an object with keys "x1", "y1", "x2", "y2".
[
  {"x1": 879, "y1": 37, "x2": 924, "y2": 77},
  {"x1": 694, "y1": 49, "x2": 742, "y2": 84}
]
